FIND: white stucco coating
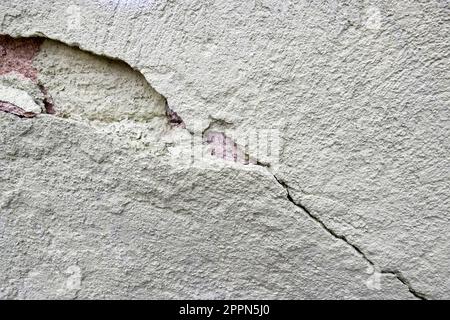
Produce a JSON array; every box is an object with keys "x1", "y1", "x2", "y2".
[{"x1": 0, "y1": 0, "x2": 448, "y2": 299}]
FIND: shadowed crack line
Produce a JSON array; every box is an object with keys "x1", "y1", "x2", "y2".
[
  {"x1": 151, "y1": 96, "x2": 430, "y2": 300},
  {"x1": 273, "y1": 175, "x2": 428, "y2": 300},
  {"x1": 1, "y1": 33, "x2": 431, "y2": 300}
]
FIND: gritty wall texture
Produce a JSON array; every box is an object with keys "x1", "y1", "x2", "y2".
[{"x1": 0, "y1": 0, "x2": 448, "y2": 299}]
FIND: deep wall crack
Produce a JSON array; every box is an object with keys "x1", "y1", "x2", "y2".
[
  {"x1": 0, "y1": 33, "x2": 431, "y2": 301},
  {"x1": 273, "y1": 175, "x2": 428, "y2": 300}
]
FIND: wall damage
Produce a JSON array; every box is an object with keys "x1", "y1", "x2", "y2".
[{"x1": 0, "y1": 0, "x2": 448, "y2": 300}]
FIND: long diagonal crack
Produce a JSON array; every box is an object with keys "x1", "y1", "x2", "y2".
[
  {"x1": 174, "y1": 122, "x2": 430, "y2": 300},
  {"x1": 1, "y1": 34, "x2": 431, "y2": 300},
  {"x1": 273, "y1": 175, "x2": 428, "y2": 300}
]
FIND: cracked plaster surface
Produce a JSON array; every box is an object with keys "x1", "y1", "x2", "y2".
[{"x1": 0, "y1": 0, "x2": 449, "y2": 299}]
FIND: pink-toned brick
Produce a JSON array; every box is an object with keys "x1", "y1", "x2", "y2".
[{"x1": 0, "y1": 35, "x2": 43, "y2": 81}]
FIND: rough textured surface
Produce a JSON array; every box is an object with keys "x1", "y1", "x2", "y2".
[
  {"x1": 0, "y1": 35, "x2": 42, "y2": 81},
  {"x1": 34, "y1": 39, "x2": 167, "y2": 123},
  {"x1": 0, "y1": 0, "x2": 449, "y2": 299},
  {"x1": 0, "y1": 113, "x2": 414, "y2": 299}
]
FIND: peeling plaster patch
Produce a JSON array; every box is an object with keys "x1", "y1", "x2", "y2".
[
  {"x1": 0, "y1": 35, "x2": 189, "y2": 156},
  {"x1": 1, "y1": 36, "x2": 279, "y2": 173},
  {"x1": 33, "y1": 39, "x2": 167, "y2": 124},
  {"x1": 0, "y1": 35, "x2": 176, "y2": 152},
  {"x1": 1, "y1": 35, "x2": 270, "y2": 169}
]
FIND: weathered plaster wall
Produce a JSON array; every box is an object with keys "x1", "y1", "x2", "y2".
[{"x1": 0, "y1": 0, "x2": 448, "y2": 299}]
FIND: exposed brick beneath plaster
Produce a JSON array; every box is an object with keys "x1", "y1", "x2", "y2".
[
  {"x1": 0, "y1": 35, "x2": 43, "y2": 81},
  {"x1": 205, "y1": 131, "x2": 257, "y2": 165}
]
